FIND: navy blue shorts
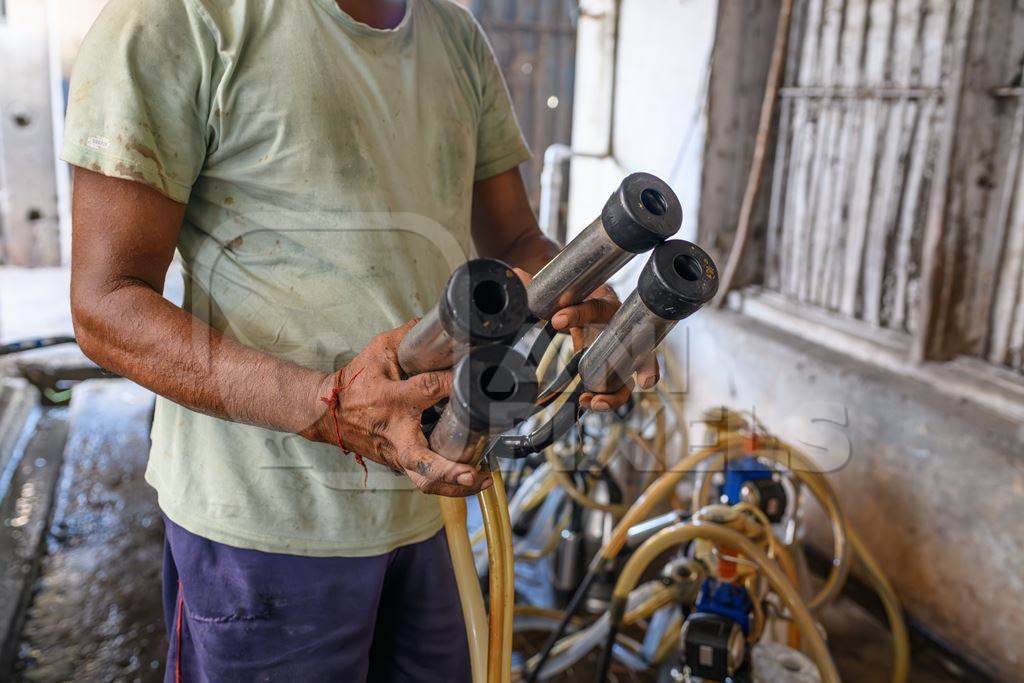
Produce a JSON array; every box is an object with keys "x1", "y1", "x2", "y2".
[{"x1": 162, "y1": 516, "x2": 471, "y2": 682}]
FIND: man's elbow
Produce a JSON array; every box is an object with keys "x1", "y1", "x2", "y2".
[
  {"x1": 71, "y1": 299, "x2": 101, "y2": 364},
  {"x1": 70, "y1": 286, "x2": 116, "y2": 366}
]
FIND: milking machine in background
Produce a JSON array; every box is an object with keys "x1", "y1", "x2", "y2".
[
  {"x1": 396, "y1": 171, "x2": 694, "y2": 682},
  {"x1": 506, "y1": 397, "x2": 910, "y2": 683},
  {"x1": 396, "y1": 169, "x2": 906, "y2": 683}
]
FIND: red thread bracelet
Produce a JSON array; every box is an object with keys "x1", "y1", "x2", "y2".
[{"x1": 321, "y1": 366, "x2": 367, "y2": 487}]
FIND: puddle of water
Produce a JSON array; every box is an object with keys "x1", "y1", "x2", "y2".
[{"x1": 14, "y1": 383, "x2": 165, "y2": 683}]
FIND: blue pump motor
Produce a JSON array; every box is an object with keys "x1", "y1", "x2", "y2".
[
  {"x1": 694, "y1": 578, "x2": 753, "y2": 635},
  {"x1": 721, "y1": 456, "x2": 772, "y2": 505}
]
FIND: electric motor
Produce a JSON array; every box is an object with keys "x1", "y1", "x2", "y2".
[
  {"x1": 739, "y1": 478, "x2": 788, "y2": 523},
  {"x1": 677, "y1": 612, "x2": 747, "y2": 682}
]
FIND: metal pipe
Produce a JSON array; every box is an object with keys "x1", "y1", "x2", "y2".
[
  {"x1": 429, "y1": 344, "x2": 537, "y2": 464},
  {"x1": 578, "y1": 239, "x2": 718, "y2": 394},
  {"x1": 398, "y1": 259, "x2": 528, "y2": 376},
  {"x1": 526, "y1": 172, "x2": 682, "y2": 321},
  {"x1": 539, "y1": 144, "x2": 573, "y2": 242}
]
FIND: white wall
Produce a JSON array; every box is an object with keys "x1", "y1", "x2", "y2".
[
  {"x1": 56, "y1": 0, "x2": 110, "y2": 77},
  {"x1": 0, "y1": 0, "x2": 62, "y2": 266},
  {"x1": 567, "y1": 0, "x2": 718, "y2": 254}
]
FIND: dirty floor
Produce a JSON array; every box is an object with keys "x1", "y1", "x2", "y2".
[
  {"x1": 3, "y1": 377, "x2": 989, "y2": 683},
  {"x1": 12, "y1": 381, "x2": 165, "y2": 682}
]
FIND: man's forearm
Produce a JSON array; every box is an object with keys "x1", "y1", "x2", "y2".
[
  {"x1": 471, "y1": 169, "x2": 562, "y2": 275},
  {"x1": 73, "y1": 279, "x2": 325, "y2": 436},
  {"x1": 497, "y1": 229, "x2": 560, "y2": 275}
]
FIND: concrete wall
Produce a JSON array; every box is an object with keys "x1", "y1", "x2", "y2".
[
  {"x1": 0, "y1": 0, "x2": 61, "y2": 266},
  {"x1": 0, "y1": 0, "x2": 108, "y2": 267},
  {"x1": 567, "y1": 0, "x2": 718, "y2": 248},
  {"x1": 684, "y1": 309, "x2": 1024, "y2": 682},
  {"x1": 55, "y1": 0, "x2": 109, "y2": 78},
  {"x1": 568, "y1": 1, "x2": 1024, "y2": 680}
]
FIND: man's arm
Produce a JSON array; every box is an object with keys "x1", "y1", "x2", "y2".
[
  {"x1": 471, "y1": 168, "x2": 660, "y2": 408},
  {"x1": 70, "y1": 169, "x2": 491, "y2": 497},
  {"x1": 470, "y1": 165, "x2": 561, "y2": 274}
]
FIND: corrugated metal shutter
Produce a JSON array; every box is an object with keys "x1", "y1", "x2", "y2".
[{"x1": 470, "y1": 0, "x2": 578, "y2": 206}]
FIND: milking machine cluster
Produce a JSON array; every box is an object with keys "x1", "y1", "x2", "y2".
[{"x1": 396, "y1": 172, "x2": 909, "y2": 683}]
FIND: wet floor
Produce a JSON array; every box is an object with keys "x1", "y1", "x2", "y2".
[
  {"x1": 13, "y1": 381, "x2": 165, "y2": 683},
  {"x1": 3, "y1": 378, "x2": 988, "y2": 683}
]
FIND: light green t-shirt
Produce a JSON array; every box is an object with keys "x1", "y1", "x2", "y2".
[{"x1": 62, "y1": 0, "x2": 531, "y2": 556}]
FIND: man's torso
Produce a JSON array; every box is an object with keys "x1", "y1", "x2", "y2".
[{"x1": 62, "y1": 0, "x2": 529, "y2": 555}]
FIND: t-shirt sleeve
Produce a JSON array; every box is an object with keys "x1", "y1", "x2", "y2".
[
  {"x1": 470, "y1": 21, "x2": 532, "y2": 182},
  {"x1": 61, "y1": 0, "x2": 216, "y2": 204}
]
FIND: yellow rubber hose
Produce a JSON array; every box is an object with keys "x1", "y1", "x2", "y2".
[
  {"x1": 598, "y1": 434, "x2": 746, "y2": 561},
  {"x1": 848, "y1": 526, "x2": 910, "y2": 683},
  {"x1": 690, "y1": 437, "x2": 850, "y2": 611},
  {"x1": 479, "y1": 483, "x2": 510, "y2": 683},
  {"x1": 652, "y1": 613, "x2": 683, "y2": 664},
  {"x1": 478, "y1": 470, "x2": 518, "y2": 683},
  {"x1": 613, "y1": 521, "x2": 841, "y2": 683},
  {"x1": 492, "y1": 470, "x2": 516, "y2": 683},
  {"x1": 440, "y1": 497, "x2": 489, "y2": 683}
]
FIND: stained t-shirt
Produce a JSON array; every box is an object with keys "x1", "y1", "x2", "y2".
[{"x1": 61, "y1": 0, "x2": 531, "y2": 556}]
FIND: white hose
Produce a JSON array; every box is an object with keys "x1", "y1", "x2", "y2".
[{"x1": 532, "y1": 581, "x2": 663, "y2": 679}]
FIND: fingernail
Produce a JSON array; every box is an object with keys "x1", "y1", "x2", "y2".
[
  {"x1": 551, "y1": 313, "x2": 569, "y2": 328},
  {"x1": 457, "y1": 472, "x2": 476, "y2": 486},
  {"x1": 593, "y1": 400, "x2": 610, "y2": 412},
  {"x1": 481, "y1": 477, "x2": 493, "y2": 489},
  {"x1": 640, "y1": 375, "x2": 658, "y2": 390}
]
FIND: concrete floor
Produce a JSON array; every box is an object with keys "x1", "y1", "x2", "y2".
[
  {"x1": 0, "y1": 375, "x2": 986, "y2": 682},
  {"x1": 12, "y1": 381, "x2": 164, "y2": 682},
  {"x1": 0, "y1": 268, "x2": 72, "y2": 345}
]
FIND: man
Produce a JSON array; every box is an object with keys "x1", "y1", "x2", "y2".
[{"x1": 65, "y1": 0, "x2": 656, "y2": 679}]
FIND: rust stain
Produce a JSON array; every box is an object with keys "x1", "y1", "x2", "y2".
[
  {"x1": 127, "y1": 140, "x2": 165, "y2": 172},
  {"x1": 114, "y1": 161, "x2": 170, "y2": 196},
  {"x1": 226, "y1": 236, "x2": 244, "y2": 251},
  {"x1": 128, "y1": 139, "x2": 181, "y2": 181},
  {"x1": 113, "y1": 162, "x2": 148, "y2": 185},
  {"x1": 224, "y1": 196, "x2": 235, "y2": 206}
]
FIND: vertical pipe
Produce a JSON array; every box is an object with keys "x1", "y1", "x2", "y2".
[{"x1": 45, "y1": 0, "x2": 70, "y2": 266}]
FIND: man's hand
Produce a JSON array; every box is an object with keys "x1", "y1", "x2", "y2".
[
  {"x1": 305, "y1": 320, "x2": 492, "y2": 497},
  {"x1": 514, "y1": 271, "x2": 660, "y2": 412},
  {"x1": 472, "y1": 168, "x2": 660, "y2": 413}
]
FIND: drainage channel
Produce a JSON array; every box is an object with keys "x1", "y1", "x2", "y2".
[{"x1": 3, "y1": 379, "x2": 164, "y2": 682}]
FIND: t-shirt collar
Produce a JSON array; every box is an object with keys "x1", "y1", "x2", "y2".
[{"x1": 313, "y1": 0, "x2": 415, "y2": 39}]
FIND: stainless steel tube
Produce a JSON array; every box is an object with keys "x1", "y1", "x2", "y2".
[
  {"x1": 398, "y1": 259, "x2": 528, "y2": 375},
  {"x1": 527, "y1": 217, "x2": 633, "y2": 321},
  {"x1": 578, "y1": 239, "x2": 719, "y2": 394},
  {"x1": 398, "y1": 306, "x2": 453, "y2": 375},
  {"x1": 526, "y1": 172, "x2": 683, "y2": 320},
  {"x1": 429, "y1": 345, "x2": 537, "y2": 464}
]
